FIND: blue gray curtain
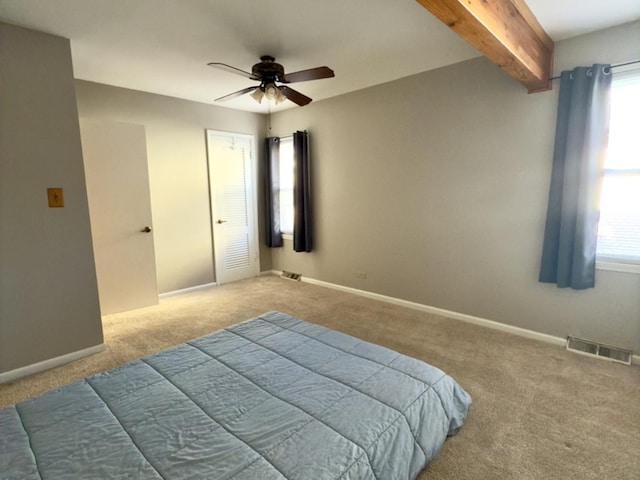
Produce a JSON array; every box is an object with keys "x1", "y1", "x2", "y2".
[
  {"x1": 539, "y1": 64, "x2": 612, "y2": 289},
  {"x1": 264, "y1": 137, "x2": 283, "y2": 248},
  {"x1": 293, "y1": 131, "x2": 313, "y2": 252}
]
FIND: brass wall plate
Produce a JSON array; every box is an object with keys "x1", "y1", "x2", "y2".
[{"x1": 47, "y1": 188, "x2": 64, "y2": 207}]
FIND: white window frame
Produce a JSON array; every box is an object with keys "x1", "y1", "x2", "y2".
[
  {"x1": 596, "y1": 66, "x2": 640, "y2": 274},
  {"x1": 278, "y1": 137, "x2": 295, "y2": 237}
]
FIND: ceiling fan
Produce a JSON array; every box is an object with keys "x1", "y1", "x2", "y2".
[{"x1": 208, "y1": 55, "x2": 334, "y2": 106}]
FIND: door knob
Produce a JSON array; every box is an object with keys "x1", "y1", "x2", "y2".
[
  {"x1": 141, "y1": 226, "x2": 152, "y2": 233},
  {"x1": 217, "y1": 219, "x2": 227, "y2": 224}
]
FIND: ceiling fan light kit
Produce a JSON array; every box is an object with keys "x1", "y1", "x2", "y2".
[
  {"x1": 250, "y1": 87, "x2": 265, "y2": 104},
  {"x1": 264, "y1": 83, "x2": 286, "y2": 104},
  {"x1": 208, "y1": 55, "x2": 334, "y2": 107}
]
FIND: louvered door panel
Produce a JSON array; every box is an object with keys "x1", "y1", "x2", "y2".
[{"x1": 207, "y1": 131, "x2": 259, "y2": 284}]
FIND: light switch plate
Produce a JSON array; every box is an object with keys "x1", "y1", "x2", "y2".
[{"x1": 47, "y1": 188, "x2": 64, "y2": 207}]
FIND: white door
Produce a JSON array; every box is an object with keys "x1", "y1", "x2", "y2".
[
  {"x1": 80, "y1": 120, "x2": 159, "y2": 314},
  {"x1": 206, "y1": 130, "x2": 260, "y2": 284}
]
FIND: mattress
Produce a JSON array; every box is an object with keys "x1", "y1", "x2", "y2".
[{"x1": 0, "y1": 311, "x2": 471, "y2": 479}]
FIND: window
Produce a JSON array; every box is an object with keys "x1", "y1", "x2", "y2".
[
  {"x1": 278, "y1": 137, "x2": 294, "y2": 235},
  {"x1": 596, "y1": 68, "x2": 640, "y2": 267}
]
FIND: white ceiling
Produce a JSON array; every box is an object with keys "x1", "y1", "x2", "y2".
[{"x1": 1, "y1": 0, "x2": 639, "y2": 113}]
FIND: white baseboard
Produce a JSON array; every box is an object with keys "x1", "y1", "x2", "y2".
[
  {"x1": 159, "y1": 282, "x2": 217, "y2": 299},
  {"x1": 0, "y1": 343, "x2": 106, "y2": 384},
  {"x1": 269, "y1": 271, "x2": 640, "y2": 366}
]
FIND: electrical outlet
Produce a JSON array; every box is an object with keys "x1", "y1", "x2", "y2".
[{"x1": 357, "y1": 271, "x2": 367, "y2": 279}]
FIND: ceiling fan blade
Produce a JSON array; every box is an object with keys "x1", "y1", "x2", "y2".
[
  {"x1": 208, "y1": 62, "x2": 260, "y2": 81},
  {"x1": 215, "y1": 86, "x2": 257, "y2": 102},
  {"x1": 281, "y1": 66, "x2": 334, "y2": 83},
  {"x1": 279, "y1": 86, "x2": 312, "y2": 106}
]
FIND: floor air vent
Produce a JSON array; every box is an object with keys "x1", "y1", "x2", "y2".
[
  {"x1": 281, "y1": 270, "x2": 302, "y2": 281},
  {"x1": 566, "y1": 337, "x2": 632, "y2": 365}
]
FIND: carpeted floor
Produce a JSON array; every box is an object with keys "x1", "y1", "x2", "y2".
[{"x1": 1, "y1": 275, "x2": 638, "y2": 479}]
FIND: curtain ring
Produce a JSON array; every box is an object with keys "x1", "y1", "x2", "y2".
[
  {"x1": 603, "y1": 66, "x2": 612, "y2": 75},
  {"x1": 586, "y1": 68, "x2": 593, "y2": 77},
  {"x1": 569, "y1": 73, "x2": 574, "y2": 80}
]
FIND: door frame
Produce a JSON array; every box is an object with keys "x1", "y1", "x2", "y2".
[{"x1": 206, "y1": 130, "x2": 260, "y2": 284}]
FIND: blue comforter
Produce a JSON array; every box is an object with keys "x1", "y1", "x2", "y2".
[{"x1": 0, "y1": 311, "x2": 471, "y2": 479}]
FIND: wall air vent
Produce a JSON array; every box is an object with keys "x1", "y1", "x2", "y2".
[
  {"x1": 281, "y1": 270, "x2": 302, "y2": 281},
  {"x1": 566, "y1": 336, "x2": 632, "y2": 365}
]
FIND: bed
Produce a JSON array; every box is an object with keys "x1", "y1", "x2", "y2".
[{"x1": 0, "y1": 311, "x2": 471, "y2": 479}]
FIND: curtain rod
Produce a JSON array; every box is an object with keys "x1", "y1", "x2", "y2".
[
  {"x1": 550, "y1": 59, "x2": 640, "y2": 81},
  {"x1": 272, "y1": 131, "x2": 308, "y2": 140}
]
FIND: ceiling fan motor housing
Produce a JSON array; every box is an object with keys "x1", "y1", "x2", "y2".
[{"x1": 253, "y1": 55, "x2": 286, "y2": 84}]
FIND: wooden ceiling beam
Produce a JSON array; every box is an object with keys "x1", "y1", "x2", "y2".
[{"x1": 416, "y1": 0, "x2": 554, "y2": 93}]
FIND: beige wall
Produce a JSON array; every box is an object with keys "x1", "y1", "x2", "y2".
[
  {"x1": 75, "y1": 82, "x2": 269, "y2": 293},
  {"x1": 0, "y1": 23, "x2": 103, "y2": 373},
  {"x1": 268, "y1": 21, "x2": 640, "y2": 352}
]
